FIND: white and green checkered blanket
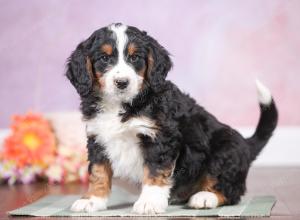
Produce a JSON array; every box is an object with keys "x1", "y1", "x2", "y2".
[{"x1": 9, "y1": 186, "x2": 275, "y2": 217}]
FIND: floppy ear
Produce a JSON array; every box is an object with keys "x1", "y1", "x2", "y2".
[
  {"x1": 146, "y1": 36, "x2": 172, "y2": 90},
  {"x1": 66, "y1": 37, "x2": 95, "y2": 97}
]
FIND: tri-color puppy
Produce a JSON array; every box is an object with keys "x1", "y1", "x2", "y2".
[{"x1": 66, "y1": 23, "x2": 278, "y2": 214}]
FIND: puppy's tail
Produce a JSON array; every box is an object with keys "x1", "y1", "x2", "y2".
[{"x1": 246, "y1": 79, "x2": 278, "y2": 161}]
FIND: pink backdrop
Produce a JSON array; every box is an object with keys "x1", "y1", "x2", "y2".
[{"x1": 1, "y1": 0, "x2": 299, "y2": 128}]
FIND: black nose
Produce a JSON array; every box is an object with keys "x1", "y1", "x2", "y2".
[{"x1": 114, "y1": 78, "x2": 129, "y2": 89}]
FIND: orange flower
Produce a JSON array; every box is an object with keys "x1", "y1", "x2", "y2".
[{"x1": 1, "y1": 112, "x2": 56, "y2": 168}]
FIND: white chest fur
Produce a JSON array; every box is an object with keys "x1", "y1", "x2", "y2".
[{"x1": 86, "y1": 105, "x2": 157, "y2": 183}]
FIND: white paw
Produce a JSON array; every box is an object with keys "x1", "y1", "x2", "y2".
[
  {"x1": 70, "y1": 196, "x2": 108, "y2": 212},
  {"x1": 188, "y1": 191, "x2": 219, "y2": 209},
  {"x1": 133, "y1": 196, "x2": 168, "y2": 214},
  {"x1": 132, "y1": 185, "x2": 169, "y2": 214}
]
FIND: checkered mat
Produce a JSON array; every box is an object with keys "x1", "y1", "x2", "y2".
[{"x1": 9, "y1": 186, "x2": 276, "y2": 217}]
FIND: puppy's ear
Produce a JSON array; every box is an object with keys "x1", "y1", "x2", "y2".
[
  {"x1": 66, "y1": 37, "x2": 95, "y2": 97},
  {"x1": 146, "y1": 36, "x2": 172, "y2": 90}
]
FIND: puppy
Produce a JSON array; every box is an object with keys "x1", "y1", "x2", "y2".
[{"x1": 66, "y1": 23, "x2": 278, "y2": 214}]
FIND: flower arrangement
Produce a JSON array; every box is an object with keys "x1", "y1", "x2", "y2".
[
  {"x1": 45, "y1": 145, "x2": 88, "y2": 184},
  {"x1": 0, "y1": 112, "x2": 88, "y2": 185}
]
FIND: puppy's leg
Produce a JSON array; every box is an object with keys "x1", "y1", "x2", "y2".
[
  {"x1": 188, "y1": 176, "x2": 226, "y2": 209},
  {"x1": 133, "y1": 166, "x2": 173, "y2": 214},
  {"x1": 71, "y1": 162, "x2": 112, "y2": 212}
]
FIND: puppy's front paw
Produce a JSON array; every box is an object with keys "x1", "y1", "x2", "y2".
[
  {"x1": 188, "y1": 191, "x2": 218, "y2": 209},
  {"x1": 70, "y1": 196, "x2": 108, "y2": 212},
  {"x1": 133, "y1": 196, "x2": 168, "y2": 214},
  {"x1": 132, "y1": 185, "x2": 169, "y2": 214}
]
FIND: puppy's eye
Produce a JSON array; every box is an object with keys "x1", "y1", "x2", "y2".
[
  {"x1": 100, "y1": 55, "x2": 110, "y2": 63},
  {"x1": 129, "y1": 55, "x2": 140, "y2": 63}
]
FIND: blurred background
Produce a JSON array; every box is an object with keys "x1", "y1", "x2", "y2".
[{"x1": 0, "y1": 0, "x2": 299, "y2": 169}]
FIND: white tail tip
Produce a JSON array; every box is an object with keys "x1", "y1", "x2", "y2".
[{"x1": 255, "y1": 79, "x2": 272, "y2": 105}]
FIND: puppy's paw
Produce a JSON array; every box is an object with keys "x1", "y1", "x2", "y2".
[
  {"x1": 70, "y1": 196, "x2": 108, "y2": 212},
  {"x1": 132, "y1": 185, "x2": 169, "y2": 214},
  {"x1": 133, "y1": 196, "x2": 168, "y2": 214},
  {"x1": 188, "y1": 191, "x2": 219, "y2": 209}
]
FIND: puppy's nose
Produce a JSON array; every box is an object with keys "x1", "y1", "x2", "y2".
[{"x1": 114, "y1": 78, "x2": 129, "y2": 89}]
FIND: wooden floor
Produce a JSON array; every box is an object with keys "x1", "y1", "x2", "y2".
[{"x1": 1, "y1": 167, "x2": 299, "y2": 219}]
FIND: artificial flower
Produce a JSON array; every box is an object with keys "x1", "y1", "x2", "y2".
[
  {"x1": 19, "y1": 165, "x2": 43, "y2": 184},
  {"x1": 44, "y1": 145, "x2": 88, "y2": 184},
  {"x1": 0, "y1": 112, "x2": 88, "y2": 185},
  {"x1": 0, "y1": 160, "x2": 43, "y2": 185},
  {"x1": 45, "y1": 164, "x2": 64, "y2": 183},
  {"x1": 1, "y1": 112, "x2": 56, "y2": 168}
]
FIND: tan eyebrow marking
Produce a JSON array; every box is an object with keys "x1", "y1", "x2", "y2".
[
  {"x1": 128, "y1": 43, "x2": 137, "y2": 56},
  {"x1": 101, "y1": 44, "x2": 113, "y2": 55}
]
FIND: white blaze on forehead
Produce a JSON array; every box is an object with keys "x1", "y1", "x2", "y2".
[
  {"x1": 104, "y1": 24, "x2": 143, "y2": 103},
  {"x1": 109, "y1": 24, "x2": 128, "y2": 62}
]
